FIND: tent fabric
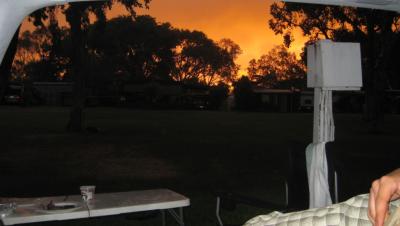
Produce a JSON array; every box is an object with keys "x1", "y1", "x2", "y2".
[
  {"x1": 283, "y1": 0, "x2": 400, "y2": 12},
  {"x1": 307, "y1": 88, "x2": 334, "y2": 208},
  {"x1": 306, "y1": 142, "x2": 332, "y2": 208},
  {"x1": 244, "y1": 194, "x2": 400, "y2": 226}
]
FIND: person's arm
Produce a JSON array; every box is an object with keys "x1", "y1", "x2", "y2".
[{"x1": 368, "y1": 168, "x2": 400, "y2": 226}]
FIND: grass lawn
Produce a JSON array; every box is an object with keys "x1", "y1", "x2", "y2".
[{"x1": 0, "y1": 107, "x2": 399, "y2": 225}]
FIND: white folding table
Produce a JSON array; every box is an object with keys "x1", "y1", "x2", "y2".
[{"x1": 0, "y1": 189, "x2": 190, "y2": 226}]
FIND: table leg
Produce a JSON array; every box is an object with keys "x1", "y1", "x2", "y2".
[
  {"x1": 166, "y1": 208, "x2": 185, "y2": 226},
  {"x1": 179, "y1": 207, "x2": 184, "y2": 226},
  {"x1": 161, "y1": 210, "x2": 166, "y2": 226}
]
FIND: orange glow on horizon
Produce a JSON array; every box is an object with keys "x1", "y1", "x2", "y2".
[
  {"x1": 21, "y1": 0, "x2": 308, "y2": 76},
  {"x1": 133, "y1": 0, "x2": 308, "y2": 76}
]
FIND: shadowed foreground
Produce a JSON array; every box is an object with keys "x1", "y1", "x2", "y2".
[{"x1": 0, "y1": 107, "x2": 399, "y2": 225}]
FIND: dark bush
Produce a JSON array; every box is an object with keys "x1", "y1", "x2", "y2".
[{"x1": 233, "y1": 77, "x2": 255, "y2": 110}]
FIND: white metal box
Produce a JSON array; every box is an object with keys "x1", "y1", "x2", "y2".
[{"x1": 307, "y1": 40, "x2": 363, "y2": 90}]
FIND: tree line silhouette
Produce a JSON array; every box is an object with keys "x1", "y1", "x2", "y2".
[
  {"x1": 1, "y1": 0, "x2": 153, "y2": 132},
  {"x1": 0, "y1": 1, "x2": 399, "y2": 132},
  {"x1": 1, "y1": 1, "x2": 245, "y2": 131},
  {"x1": 13, "y1": 16, "x2": 240, "y2": 87}
]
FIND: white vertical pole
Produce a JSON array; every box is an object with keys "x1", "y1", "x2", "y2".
[
  {"x1": 307, "y1": 87, "x2": 334, "y2": 208},
  {"x1": 313, "y1": 88, "x2": 322, "y2": 143}
]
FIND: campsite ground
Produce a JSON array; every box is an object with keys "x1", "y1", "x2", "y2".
[{"x1": 0, "y1": 107, "x2": 399, "y2": 225}]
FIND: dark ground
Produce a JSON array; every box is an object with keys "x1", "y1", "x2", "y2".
[{"x1": 0, "y1": 107, "x2": 399, "y2": 225}]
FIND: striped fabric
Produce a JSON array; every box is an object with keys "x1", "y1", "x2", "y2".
[{"x1": 245, "y1": 194, "x2": 400, "y2": 226}]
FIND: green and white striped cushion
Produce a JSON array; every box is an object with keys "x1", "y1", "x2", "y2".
[{"x1": 245, "y1": 194, "x2": 400, "y2": 226}]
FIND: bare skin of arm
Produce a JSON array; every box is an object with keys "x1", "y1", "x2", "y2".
[{"x1": 368, "y1": 169, "x2": 400, "y2": 226}]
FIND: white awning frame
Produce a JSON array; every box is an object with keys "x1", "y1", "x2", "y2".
[
  {"x1": 0, "y1": 0, "x2": 106, "y2": 66},
  {"x1": 283, "y1": 0, "x2": 400, "y2": 12}
]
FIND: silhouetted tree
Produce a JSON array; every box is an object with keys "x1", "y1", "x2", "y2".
[
  {"x1": 13, "y1": 24, "x2": 68, "y2": 82},
  {"x1": 87, "y1": 15, "x2": 179, "y2": 85},
  {"x1": 217, "y1": 38, "x2": 242, "y2": 83},
  {"x1": 1, "y1": 5, "x2": 65, "y2": 103},
  {"x1": 63, "y1": 0, "x2": 150, "y2": 132},
  {"x1": 173, "y1": 31, "x2": 241, "y2": 85},
  {"x1": 247, "y1": 45, "x2": 305, "y2": 89}
]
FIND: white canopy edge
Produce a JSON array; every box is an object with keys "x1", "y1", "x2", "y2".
[{"x1": 283, "y1": 0, "x2": 400, "y2": 12}]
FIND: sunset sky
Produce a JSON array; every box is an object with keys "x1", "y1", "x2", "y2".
[{"x1": 22, "y1": 0, "x2": 308, "y2": 76}]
